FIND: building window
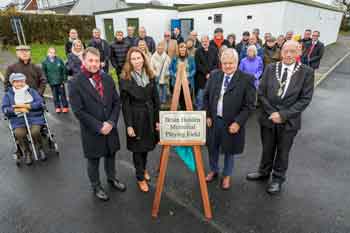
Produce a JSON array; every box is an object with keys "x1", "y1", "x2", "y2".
[
  {"x1": 214, "y1": 14, "x2": 222, "y2": 24},
  {"x1": 247, "y1": 15, "x2": 253, "y2": 20}
]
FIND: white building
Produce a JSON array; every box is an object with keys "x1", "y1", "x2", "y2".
[{"x1": 94, "y1": 0, "x2": 343, "y2": 45}]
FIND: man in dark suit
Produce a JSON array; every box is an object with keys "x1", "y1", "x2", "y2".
[
  {"x1": 88, "y1": 28, "x2": 110, "y2": 73},
  {"x1": 194, "y1": 35, "x2": 219, "y2": 110},
  {"x1": 247, "y1": 41, "x2": 314, "y2": 194},
  {"x1": 69, "y1": 47, "x2": 126, "y2": 201},
  {"x1": 203, "y1": 48, "x2": 256, "y2": 190},
  {"x1": 302, "y1": 30, "x2": 324, "y2": 70}
]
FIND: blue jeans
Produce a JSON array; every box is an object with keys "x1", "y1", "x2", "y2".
[
  {"x1": 208, "y1": 117, "x2": 235, "y2": 176},
  {"x1": 195, "y1": 88, "x2": 205, "y2": 110},
  {"x1": 158, "y1": 84, "x2": 168, "y2": 104},
  {"x1": 50, "y1": 84, "x2": 68, "y2": 108}
]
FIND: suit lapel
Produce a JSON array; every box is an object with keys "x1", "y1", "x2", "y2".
[
  {"x1": 80, "y1": 74, "x2": 104, "y2": 104},
  {"x1": 225, "y1": 71, "x2": 239, "y2": 94},
  {"x1": 214, "y1": 71, "x2": 224, "y2": 102}
]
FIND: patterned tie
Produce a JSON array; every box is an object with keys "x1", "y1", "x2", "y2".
[{"x1": 224, "y1": 75, "x2": 231, "y2": 92}]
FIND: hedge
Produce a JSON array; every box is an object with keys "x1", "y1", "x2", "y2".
[{"x1": 0, "y1": 13, "x2": 96, "y2": 44}]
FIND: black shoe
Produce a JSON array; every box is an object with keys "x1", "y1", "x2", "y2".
[
  {"x1": 266, "y1": 182, "x2": 282, "y2": 195},
  {"x1": 25, "y1": 153, "x2": 33, "y2": 166},
  {"x1": 93, "y1": 186, "x2": 109, "y2": 201},
  {"x1": 39, "y1": 150, "x2": 47, "y2": 161},
  {"x1": 246, "y1": 172, "x2": 270, "y2": 181},
  {"x1": 108, "y1": 178, "x2": 127, "y2": 192}
]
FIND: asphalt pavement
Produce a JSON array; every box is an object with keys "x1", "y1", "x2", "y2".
[{"x1": 0, "y1": 58, "x2": 350, "y2": 233}]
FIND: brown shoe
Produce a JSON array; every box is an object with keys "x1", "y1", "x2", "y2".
[
  {"x1": 144, "y1": 170, "x2": 151, "y2": 182},
  {"x1": 137, "y1": 180, "x2": 149, "y2": 193},
  {"x1": 221, "y1": 176, "x2": 231, "y2": 190},
  {"x1": 205, "y1": 172, "x2": 218, "y2": 183}
]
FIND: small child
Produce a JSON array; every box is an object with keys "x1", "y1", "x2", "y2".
[
  {"x1": 2, "y1": 73, "x2": 46, "y2": 165},
  {"x1": 42, "y1": 47, "x2": 69, "y2": 113}
]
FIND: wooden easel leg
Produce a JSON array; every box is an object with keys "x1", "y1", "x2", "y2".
[
  {"x1": 152, "y1": 145, "x2": 171, "y2": 218},
  {"x1": 193, "y1": 145, "x2": 213, "y2": 219},
  {"x1": 156, "y1": 146, "x2": 165, "y2": 173}
]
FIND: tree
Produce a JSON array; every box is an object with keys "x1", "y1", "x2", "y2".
[{"x1": 333, "y1": 0, "x2": 350, "y2": 30}]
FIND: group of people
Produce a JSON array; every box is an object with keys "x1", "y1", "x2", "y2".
[{"x1": 2, "y1": 25, "x2": 319, "y2": 201}]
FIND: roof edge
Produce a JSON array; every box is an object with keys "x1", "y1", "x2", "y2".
[{"x1": 93, "y1": 4, "x2": 177, "y2": 15}]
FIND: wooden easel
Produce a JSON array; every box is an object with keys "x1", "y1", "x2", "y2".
[{"x1": 152, "y1": 63, "x2": 213, "y2": 220}]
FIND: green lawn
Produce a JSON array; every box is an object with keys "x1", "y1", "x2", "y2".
[{"x1": 9, "y1": 43, "x2": 119, "y2": 84}]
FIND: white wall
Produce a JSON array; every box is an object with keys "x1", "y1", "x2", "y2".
[
  {"x1": 178, "y1": 2, "x2": 286, "y2": 41},
  {"x1": 95, "y1": 8, "x2": 178, "y2": 43},
  {"x1": 283, "y1": 2, "x2": 342, "y2": 45}
]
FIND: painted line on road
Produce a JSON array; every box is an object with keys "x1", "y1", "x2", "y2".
[
  {"x1": 315, "y1": 51, "x2": 350, "y2": 87},
  {"x1": 119, "y1": 160, "x2": 231, "y2": 233}
]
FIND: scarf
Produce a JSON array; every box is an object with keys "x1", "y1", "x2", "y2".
[
  {"x1": 72, "y1": 48, "x2": 83, "y2": 62},
  {"x1": 13, "y1": 85, "x2": 33, "y2": 104},
  {"x1": 214, "y1": 36, "x2": 225, "y2": 48},
  {"x1": 81, "y1": 65, "x2": 104, "y2": 98},
  {"x1": 131, "y1": 70, "x2": 150, "y2": 87}
]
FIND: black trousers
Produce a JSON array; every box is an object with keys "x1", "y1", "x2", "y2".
[
  {"x1": 87, "y1": 155, "x2": 116, "y2": 188},
  {"x1": 258, "y1": 125, "x2": 298, "y2": 183},
  {"x1": 132, "y1": 152, "x2": 148, "y2": 181}
]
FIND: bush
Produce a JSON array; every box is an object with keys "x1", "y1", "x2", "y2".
[{"x1": 0, "y1": 12, "x2": 95, "y2": 45}]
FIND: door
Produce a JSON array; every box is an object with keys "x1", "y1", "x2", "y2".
[
  {"x1": 104, "y1": 18, "x2": 114, "y2": 42},
  {"x1": 127, "y1": 18, "x2": 139, "y2": 37},
  {"x1": 180, "y1": 19, "x2": 194, "y2": 41}
]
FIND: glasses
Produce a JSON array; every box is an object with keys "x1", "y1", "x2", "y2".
[{"x1": 164, "y1": 35, "x2": 170, "y2": 37}]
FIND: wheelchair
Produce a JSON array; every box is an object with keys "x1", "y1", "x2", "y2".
[{"x1": 4, "y1": 105, "x2": 59, "y2": 166}]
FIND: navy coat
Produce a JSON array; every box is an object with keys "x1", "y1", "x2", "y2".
[
  {"x1": 203, "y1": 69, "x2": 256, "y2": 154},
  {"x1": 68, "y1": 72, "x2": 121, "y2": 159}
]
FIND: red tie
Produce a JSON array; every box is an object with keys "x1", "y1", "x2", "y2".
[{"x1": 308, "y1": 42, "x2": 316, "y2": 59}]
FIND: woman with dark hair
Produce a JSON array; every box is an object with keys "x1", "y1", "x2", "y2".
[
  {"x1": 120, "y1": 47, "x2": 160, "y2": 193},
  {"x1": 169, "y1": 42, "x2": 196, "y2": 110},
  {"x1": 227, "y1": 34, "x2": 236, "y2": 49}
]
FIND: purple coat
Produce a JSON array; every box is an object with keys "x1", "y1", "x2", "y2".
[
  {"x1": 239, "y1": 56, "x2": 264, "y2": 88},
  {"x1": 2, "y1": 88, "x2": 45, "y2": 129}
]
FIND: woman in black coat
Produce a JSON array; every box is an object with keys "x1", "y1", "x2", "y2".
[{"x1": 120, "y1": 47, "x2": 160, "y2": 193}]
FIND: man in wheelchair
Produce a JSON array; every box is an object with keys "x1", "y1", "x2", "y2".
[{"x1": 2, "y1": 73, "x2": 47, "y2": 165}]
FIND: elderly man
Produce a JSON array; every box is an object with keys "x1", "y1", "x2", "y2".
[
  {"x1": 203, "y1": 48, "x2": 256, "y2": 190},
  {"x1": 4, "y1": 45, "x2": 46, "y2": 95},
  {"x1": 247, "y1": 41, "x2": 314, "y2": 195},
  {"x1": 135, "y1": 27, "x2": 156, "y2": 53},
  {"x1": 302, "y1": 30, "x2": 324, "y2": 70},
  {"x1": 124, "y1": 26, "x2": 137, "y2": 47},
  {"x1": 162, "y1": 31, "x2": 178, "y2": 59},
  {"x1": 69, "y1": 47, "x2": 126, "y2": 201},
  {"x1": 194, "y1": 35, "x2": 219, "y2": 110},
  {"x1": 190, "y1": 31, "x2": 201, "y2": 48},
  {"x1": 88, "y1": 28, "x2": 110, "y2": 73}
]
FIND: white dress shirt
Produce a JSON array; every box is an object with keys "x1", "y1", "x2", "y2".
[
  {"x1": 217, "y1": 72, "x2": 234, "y2": 117},
  {"x1": 280, "y1": 63, "x2": 296, "y2": 99}
]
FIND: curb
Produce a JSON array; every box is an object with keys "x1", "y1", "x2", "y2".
[{"x1": 315, "y1": 51, "x2": 350, "y2": 87}]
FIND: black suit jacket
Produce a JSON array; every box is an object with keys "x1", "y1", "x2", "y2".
[
  {"x1": 203, "y1": 69, "x2": 256, "y2": 154},
  {"x1": 68, "y1": 72, "x2": 121, "y2": 158},
  {"x1": 258, "y1": 62, "x2": 314, "y2": 131},
  {"x1": 194, "y1": 46, "x2": 219, "y2": 90},
  {"x1": 302, "y1": 41, "x2": 324, "y2": 69}
]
